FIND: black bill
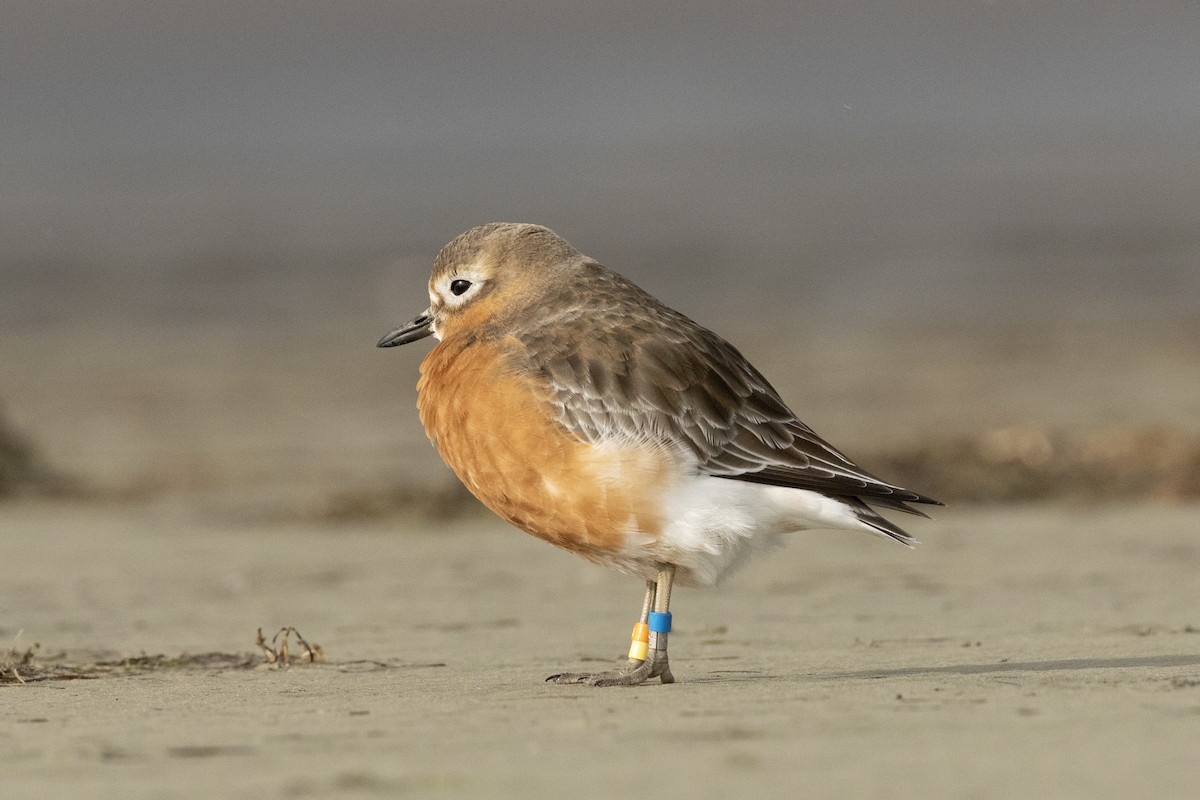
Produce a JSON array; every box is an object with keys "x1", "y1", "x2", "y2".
[{"x1": 377, "y1": 311, "x2": 435, "y2": 347}]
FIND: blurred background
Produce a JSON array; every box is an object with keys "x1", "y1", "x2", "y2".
[{"x1": 2, "y1": 1, "x2": 1198, "y2": 515}]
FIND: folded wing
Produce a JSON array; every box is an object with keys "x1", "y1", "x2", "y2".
[{"x1": 514, "y1": 268, "x2": 941, "y2": 542}]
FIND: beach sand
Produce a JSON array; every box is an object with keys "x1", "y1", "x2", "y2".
[
  {"x1": 3, "y1": 500, "x2": 1198, "y2": 799},
  {"x1": 2, "y1": 276, "x2": 1198, "y2": 798}
]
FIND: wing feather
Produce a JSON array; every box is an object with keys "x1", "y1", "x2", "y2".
[{"x1": 512, "y1": 264, "x2": 941, "y2": 516}]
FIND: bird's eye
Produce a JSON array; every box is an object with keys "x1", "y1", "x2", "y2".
[{"x1": 450, "y1": 279, "x2": 472, "y2": 296}]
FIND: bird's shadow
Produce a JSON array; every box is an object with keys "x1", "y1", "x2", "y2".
[{"x1": 692, "y1": 653, "x2": 1200, "y2": 684}]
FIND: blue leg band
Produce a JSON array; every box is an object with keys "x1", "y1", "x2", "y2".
[{"x1": 647, "y1": 611, "x2": 672, "y2": 633}]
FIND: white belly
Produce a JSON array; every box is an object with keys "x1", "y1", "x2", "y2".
[{"x1": 623, "y1": 474, "x2": 878, "y2": 587}]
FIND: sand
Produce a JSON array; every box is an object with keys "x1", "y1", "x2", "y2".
[
  {"x1": 3, "y1": 270, "x2": 1198, "y2": 798},
  {"x1": 3, "y1": 499, "x2": 1198, "y2": 799}
]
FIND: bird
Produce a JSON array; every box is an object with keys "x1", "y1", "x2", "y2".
[{"x1": 378, "y1": 223, "x2": 940, "y2": 686}]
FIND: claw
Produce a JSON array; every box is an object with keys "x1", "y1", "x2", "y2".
[
  {"x1": 545, "y1": 672, "x2": 591, "y2": 684},
  {"x1": 546, "y1": 655, "x2": 673, "y2": 687}
]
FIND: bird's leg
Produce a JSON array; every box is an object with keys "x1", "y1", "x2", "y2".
[
  {"x1": 645, "y1": 563, "x2": 676, "y2": 684},
  {"x1": 546, "y1": 565, "x2": 676, "y2": 686}
]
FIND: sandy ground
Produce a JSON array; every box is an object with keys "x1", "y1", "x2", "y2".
[
  {"x1": 2, "y1": 274, "x2": 1198, "y2": 797},
  {"x1": 3, "y1": 499, "x2": 1199, "y2": 799}
]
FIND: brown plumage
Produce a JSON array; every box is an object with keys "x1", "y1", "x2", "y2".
[{"x1": 379, "y1": 222, "x2": 940, "y2": 685}]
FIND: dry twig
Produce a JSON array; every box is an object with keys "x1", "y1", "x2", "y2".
[{"x1": 256, "y1": 627, "x2": 325, "y2": 667}]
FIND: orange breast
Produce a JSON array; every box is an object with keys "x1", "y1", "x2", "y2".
[{"x1": 417, "y1": 334, "x2": 668, "y2": 564}]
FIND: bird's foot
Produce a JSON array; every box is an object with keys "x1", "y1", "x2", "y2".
[{"x1": 546, "y1": 655, "x2": 674, "y2": 687}]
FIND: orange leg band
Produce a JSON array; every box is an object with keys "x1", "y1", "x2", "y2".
[{"x1": 628, "y1": 622, "x2": 650, "y2": 661}]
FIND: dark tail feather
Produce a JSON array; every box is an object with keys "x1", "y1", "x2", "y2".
[
  {"x1": 863, "y1": 495, "x2": 936, "y2": 518},
  {"x1": 847, "y1": 498, "x2": 919, "y2": 547}
]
